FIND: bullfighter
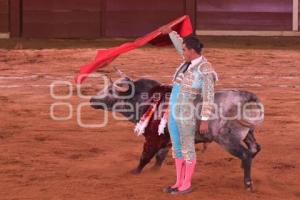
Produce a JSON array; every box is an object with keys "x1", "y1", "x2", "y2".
[{"x1": 160, "y1": 26, "x2": 218, "y2": 194}]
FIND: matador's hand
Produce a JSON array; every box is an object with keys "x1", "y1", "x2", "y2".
[
  {"x1": 159, "y1": 25, "x2": 172, "y2": 35},
  {"x1": 199, "y1": 120, "x2": 209, "y2": 134}
]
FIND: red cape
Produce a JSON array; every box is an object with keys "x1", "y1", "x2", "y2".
[{"x1": 75, "y1": 15, "x2": 193, "y2": 84}]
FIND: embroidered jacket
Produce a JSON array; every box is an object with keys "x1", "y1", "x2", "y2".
[{"x1": 169, "y1": 31, "x2": 218, "y2": 121}]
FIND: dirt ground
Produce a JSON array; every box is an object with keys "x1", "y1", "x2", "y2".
[{"x1": 0, "y1": 38, "x2": 300, "y2": 200}]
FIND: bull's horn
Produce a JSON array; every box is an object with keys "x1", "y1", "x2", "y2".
[
  {"x1": 113, "y1": 66, "x2": 128, "y2": 78},
  {"x1": 114, "y1": 83, "x2": 129, "y2": 92},
  {"x1": 113, "y1": 78, "x2": 130, "y2": 92}
]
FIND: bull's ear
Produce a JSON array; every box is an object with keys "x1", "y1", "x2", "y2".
[
  {"x1": 103, "y1": 74, "x2": 113, "y2": 84},
  {"x1": 123, "y1": 76, "x2": 132, "y2": 82}
]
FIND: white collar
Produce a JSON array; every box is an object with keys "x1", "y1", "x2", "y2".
[{"x1": 190, "y1": 56, "x2": 203, "y2": 65}]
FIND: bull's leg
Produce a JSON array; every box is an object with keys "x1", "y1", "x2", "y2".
[
  {"x1": 216, "y1": 124, "x2": 254, "y2": 191},
  {"x1": 130, "y1": 142, "x2": 159, "y2": 174},
  {"x1": 243, "y1": 129, "x2": 261, "y2": 159},
  {"x1": 227, "y1": 144, "x2": 253, "y2": 191},
  {"x1": 152, "y1": 146, "x2": 170, "y2": 170}
]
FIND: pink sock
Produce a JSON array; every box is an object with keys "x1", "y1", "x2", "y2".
[
  {"x1": 179, "y1": 161, "x2": 186, "y2": 186},
  {"x1": 178, "y1": 159, "x2": 196, "y2": 191},
  {"x1": 171, "y1": 158, "x2": 184, "y2": 188}
]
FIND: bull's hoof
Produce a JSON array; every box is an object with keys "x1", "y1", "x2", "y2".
[
  {"x1": 151, "y1": 164, "x2": 161, "y2": 171},
  {"x1": 130, "y1": 168, "x2": 142, "y2": 175},
  {"x1": 245, "y1": 186, "x2": 254, "y2": 192},
  {"x1": 245, "y1": 181, "x2": 254, "y2": 192}
]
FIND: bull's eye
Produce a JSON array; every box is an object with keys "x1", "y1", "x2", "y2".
[{"x1": 106, "y1": 87, "x2": 113, "y2": 95}]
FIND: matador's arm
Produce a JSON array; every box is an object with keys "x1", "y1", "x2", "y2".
[
  {"x1": 199, "y1": 63, "x2": 218, "y2": 121},
  {"x1": 168, "y1": 31, "x2": 184, "y2": 59}
]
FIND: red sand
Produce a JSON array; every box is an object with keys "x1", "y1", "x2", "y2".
[{"x1": 0, "y1": 46, "x2": 299, "y2": 200}]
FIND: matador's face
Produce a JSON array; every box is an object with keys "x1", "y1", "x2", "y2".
[{"x1": 182, "y1": 43, "x2": 195, "y2": 62}]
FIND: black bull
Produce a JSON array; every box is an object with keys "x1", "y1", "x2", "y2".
[{"x1": 90, "y1": 77, "x2": 264, "y2": 190}]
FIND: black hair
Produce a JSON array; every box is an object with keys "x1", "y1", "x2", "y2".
[{"x1": 183, "y1": 35, "x2": 204, "y2": 54}]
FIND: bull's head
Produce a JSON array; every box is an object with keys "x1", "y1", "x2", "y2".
[
  {"x1": 90, "y1": 67, "x2": 161, "y2": 123},
  {"x1": 89, "y1": 68, "x2": 134, "y2": 111}
]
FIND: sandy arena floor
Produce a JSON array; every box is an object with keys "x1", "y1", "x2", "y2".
[{"x1": 0, "y1": 40, "x2": 300, "y2": 200}]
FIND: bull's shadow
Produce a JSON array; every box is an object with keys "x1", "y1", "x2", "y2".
[{"x1": 90, "y1": 74, "x2": 263, "y2": 191}]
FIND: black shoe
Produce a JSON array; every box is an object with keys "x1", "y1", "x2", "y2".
[
  {"x1": 171, "y1": 187, "x2": 192, "y2": 195},
  {"x1": 163, "y1": 186, "x2": 178, "y2": 193}
]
